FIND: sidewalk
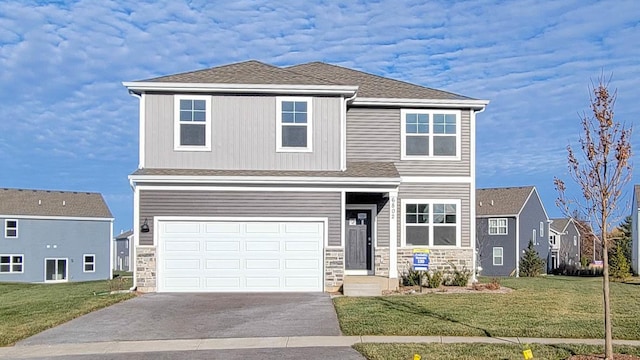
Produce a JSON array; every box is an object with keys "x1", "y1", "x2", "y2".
[{"x1": 2, "y1": 336, "x2": 640, "y2": 359}]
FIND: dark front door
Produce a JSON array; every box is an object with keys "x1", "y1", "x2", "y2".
[{"x1": 345, "y1": 209, "x2": 372, "y2": 271}]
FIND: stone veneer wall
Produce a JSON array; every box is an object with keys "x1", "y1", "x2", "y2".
[
  {"x1": 325, "y1": 248, "x2": 344, "y2": 291},
  {"x1": 136, "y1": 247, "x2": 156, "y2": 292},
  {"x1": 374, "y1": 247, "x2": 390, "y2": 276},
  {"x1": 397, "y1": 248, "x2": 473, "y2": 279}
]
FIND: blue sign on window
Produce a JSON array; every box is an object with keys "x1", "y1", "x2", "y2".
[{"x1": 412, "y1": 249, "x2": 430, "y2": 271}]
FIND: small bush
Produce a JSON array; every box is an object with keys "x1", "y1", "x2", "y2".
[
  {"x1": 519, "y1": 240, "x2": 546, "y2": 277},
  {"x1": 444, "y1": 263, "x2": 472, "y2": 287},
  {"x1": 401, "y1": 267, "x2": 423, "y2": 286},
  {"x1": 425, "y1": 270, "x2": 444, "y2": 288}
]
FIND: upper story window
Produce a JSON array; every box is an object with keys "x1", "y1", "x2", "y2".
[
  {"x1": 5, "y1": 220, "x2": 17, "y2": 238},
  {"x1": 540, "y1": 222, "x2": 544, "y2": 237},
  {"x1": 401, "y1": 109, "x2": 461, "y2": 160},
  {"x1": 550, "y1": 235, "x2": 557, "y2": 246},
  {"x1": 488, "y1": 218, "x2": 507, "y2": 235},
  {"x1": 174, "y1": 95, "x2": 211, "y2": 151},
  {"x1": 276, "y1": 97, "x2": 312, "y2": 152},
  {"x1": 402, "y1": 199, "x2": 460, "y2": 247},
  {"x1": 573, "y1": 235, "x2": 577, "y2": 246}
]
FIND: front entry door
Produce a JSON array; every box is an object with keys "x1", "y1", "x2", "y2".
[{"x1": 345, "y1": 209, "x2": 372, "y2": 272}]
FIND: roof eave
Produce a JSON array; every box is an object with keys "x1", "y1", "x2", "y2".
[
  {"x1": 122, "y1": 82, "x2": 359, "y2": 96},
  {"x1": 351, "y1": 97, "x2": 490, "y2": 110}
]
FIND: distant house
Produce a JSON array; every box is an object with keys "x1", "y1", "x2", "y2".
[
  {"x1": 113, "y1": 230, "x2": 133, "y2": 272},
  {"x1": 476, "y1": 186, "x2": 550, "y2": 276},
  {"x1": 0, "y1": 188, "x2": 113, "y2": 283},
  {"x1": 549, "y1": 218, "x2": 581, "y2": 270},
  {"x1": 632, "y1": 185, "x2": 640, "y2": 274}
]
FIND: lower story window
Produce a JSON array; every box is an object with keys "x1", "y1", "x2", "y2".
[
  {"x1": 493, "y1": 247, "x2": 503, "y2": 266},
  {"x1": 403, "y1": 199, "x2": 460, "y2": 247},
  {"x1": 0, "y1": 255, "x2": 23, "y2": 273},
  {"x1": 83, "y1": 254, "x2": 95, "y2": 272}
]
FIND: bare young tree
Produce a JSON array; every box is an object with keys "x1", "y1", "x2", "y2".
[{"x1": 554, "y1": 76, "x2": 632, "y2": 359}]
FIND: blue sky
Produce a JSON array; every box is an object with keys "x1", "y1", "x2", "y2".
[{"x1": 1, "y1": 0, "x2": 638, "y2": 234}]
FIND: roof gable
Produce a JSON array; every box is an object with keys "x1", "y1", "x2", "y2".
[
  {"x1": 287, "y1": 62, "x2": 472, "y2": 100},
  {"x1": 550, "y1": 218, "x2": 571, "y2": 233},
  {"x1": 0, "y1": 188, "x2": 113, "y2": 218},
  {"x1": 476, "y1": 186, "x2": 535, "y2": 216}
]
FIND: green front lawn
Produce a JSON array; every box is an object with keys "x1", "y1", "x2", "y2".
[
  {"x1": 334, "y1": 276, "x2": 640, "y2": 339},
  {"x1": 0, "y1": 279, "x2": 135, "y2": 346},
  {"x1": 354, "y1": 343, "x2": 640, "y2": 360}
]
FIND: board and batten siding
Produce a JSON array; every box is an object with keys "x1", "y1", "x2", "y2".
[
  {"x1": 398, "y1": 183, "x2": 472, "y2": 248},
  {"x1": 144, "y1": 95, "x2": 342, "y2": 170},
  {"x1": 139, "y1": 190, "x2": 341, "y2": 247},
  {"x1": 346, "y1": 107, "x2": 471, "y2": 176}
]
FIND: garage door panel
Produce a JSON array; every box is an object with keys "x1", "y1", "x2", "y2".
[{"x1": 159, "y1": 220, "x2": 324, "y2": 292}]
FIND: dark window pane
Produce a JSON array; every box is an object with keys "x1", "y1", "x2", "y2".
[
  {"x1": 193, "y1": 100, "x2": 206, "y2": 110},
  {"x1": 58, "y1": 260, "x2": 66, "y2": 279},
  {"x1": 282, "y1": 126, "x2": 307, "y2": 147},
  {"x1": 418, "y1": 214, "x2": 429, "y2": 223},
  {"x1": 180, "y1": 110, "x2": 192, "y2": 121},
  {"x1": 0, "y1": 256, "x2": 9, "y2": 263},
  {"x1": 434, "y1": 124, "x2": 445, "y2": 134},
  {"x1": 13, "y1": 264, "x2": 22, "y2": 272},
  {"x1": 294, "y1": 112, "x2": 307, "y2": 123},
  {"x1": 84, "y1": 256, "x2": 94, "y2": 263},
  {"x1": 294, "y1": 101, "x2": 307, "y2": 112},
  {"x1": 193, "y1": 111, "x2": 206, "y2": 122},
  {"x1": 0, "y1": 265, "x2": 9, "y2": 272},
  {"x1": 6, "y1": 221, "x2": 16, "y2": 228},
  {"x1": 406, "y1": 124, "x2": 418, "y2": 134},
  {"x1": 434, "y1": 226, "x2": 456, "y2": 245},
  {"x1": 417, "y1": 124, "x2": 428, "y2": 134},
  {"x1": 418, "y1": 114, "x2": 429, "y2": 124},
  {"x1": 13, "y1": 256, "x2": 22, "y2": 263},
  {"x1": 181, "y1": 124, "x2": 206, "y2": 146},
  {"x1": 180, "y1": 99, "x2": 191, "y2": 110},
  {"x1": 282, "y1": 101, "x2": 294, "y2": 111},
  {"x1": 406, "y1": 226, "x2": 429, "y2": 246},
  {"x1": 434, "y1": 136, "x2": 455, "y2": 156},
  {"x1": 85, "y1": 264, "x2": 94, "y2": 271},
  {"x1": 406, "y1": 214, "x2": 417, "y2": 223},
  {"x1": 406, "y1": 204, "x2": 417, "y2": 213},
  {"x1": 445, "y1": 214, "x2": 457, "y2": 223},
  {"x1": 433, "y1": 204, "x2": 444, "y2": 213},
  {"x1": 406, "y1": 113, "x2": 417, "y2": 123},
  {"x1": 406, "y1": 136, "x2": 429, "y2": 156},
  {"x1": 417, "y1": 204, "x2": 429, "y2": 214},
  {"x1": 433, "y1": 214, "x2": 444, "y2": 223},
  {"x1": 6, "y1": 229, "x2": 17, "y2": 237},
  {"x1": 282, "y1": 112, "x2": 294, "y2": 123}
]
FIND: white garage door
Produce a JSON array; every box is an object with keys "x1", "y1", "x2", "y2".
[{"x1": 157, "y1": 220, "x2": 324, "y2": 292}]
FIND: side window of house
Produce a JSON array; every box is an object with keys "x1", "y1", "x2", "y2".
[
  {"x1": 533, "y1": 229, "x2": 537, "y2": 245},
  {"x1": 5, "y1": 220, "x2": 18, "y2": 238},
  {"x1": 0, "y1": 255, "x2": 23, "y2": 273},
  {"x1": 493, "y1": 247, "x2": 503, "y2": 266},
  {"x1": 83, "y1": 254, "x2": 95, "y2": 272},
  {"x1": 174, "y1": 95, "x2": 211, "y2": 151},
  {"x1": 539, "y1": 222, "x2": 544, "y2": 237},
  {"x1": 276, "y1": 97, "x2": 312, "y2": 152},
  {"x1": 401, "y1": 109, "x2": 460, "y2": 160},
  {"x1": 404, "y1": 200, "x2": 459, "y2": 247},
  {"x1": 488, "y1": 218, "x2": 507, "y2": 235},
  {"x1": 573, "y1": 235, "x2": 577, "y2": 246}
]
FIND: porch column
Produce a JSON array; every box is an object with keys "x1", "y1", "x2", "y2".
[{"x1": 389, "y1": 189, "x2": 398, "y2": 278}]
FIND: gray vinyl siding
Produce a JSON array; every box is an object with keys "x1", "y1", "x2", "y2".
[
  {"x1": 634, "y1": 203, "x2": 639, "y2": 274},
  {"x1": 559, "y1": 222, "x2": 581, "y2": 267},
  {"x1": 377, "y1": 199, "x2": 390, "y2": 247},
  {"x1": 518, "y1": 190, "x2": 550, "y2": 274},
  {"x1": 139, "y1": 190, "x2": 341, "y2": 246},
  {"x1": 477, "y1": 217, "x2": 517, "y2": 276},
  {"x1": 0, "y1": 218, "x2": 112, "y2": 283},
  {"x1": 346, "y1": 107, "x2": 471, "y2": 176},
  {"x1": 398, "y1": 183, "x2": 471, "y2": 247},
  {"x1": 114, "y1": 238, "x2": 132, "y2": 271},
  {"x1": 145, "y1": 94, "x2": 341, "y2": 170}
]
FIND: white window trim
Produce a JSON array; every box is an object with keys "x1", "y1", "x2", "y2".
[
  {"x1": 0, "y1": 254, "x2": 24, "y2": 273},
  {"x1": 573, "y1": 235, "x2": 577, "y2": 246},
  {"x1": 276, "y1": 96, "x2": 313, "y2": 153},
  {"x1": 400, "y1": 198, "x2": 462, "y2": 248},
  {"x1": 400, "y1": 109, "x2": 461, "y2": 161},
  {"x1": 540, "y1": 222, "x2": 544, "y2": 237},
  {"x1": 83, "y1": 254, "x2": 96, "y2": 273},
  {"x1": 488, "y1": 218, "x2": 508, "y2": 235},
  {"x1": 44, "y1": 258, "x2": 68, "y2": 283},
  {"x1": 493, "y1": 247, "x2": 503, "y2": 266},
  {"x1": 5, "y1": 219, "x2": 18, "y2": 238},
  {"x1": 173, "y1": 95, "x2": 212, "y2": 152}
]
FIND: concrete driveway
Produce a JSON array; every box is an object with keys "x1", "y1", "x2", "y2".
[{"x1": 18, "y1": 292, "x2": 342, "y2": 346}]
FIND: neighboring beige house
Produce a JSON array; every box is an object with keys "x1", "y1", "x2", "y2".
[{"x1": 123, "y1": 60, "x2": 489, "y2": 293}]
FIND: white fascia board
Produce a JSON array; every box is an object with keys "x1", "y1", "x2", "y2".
[
  {"x1": 122, "y1": 82, "x2": 358, "y2": 96},
  {"x1": 128, "y1": 174, "x2": 401, "y2": 186},
  {"x1": 476, "y1": 214, "x2": 518, "y2": 218},
  {"x1": 352, "y1": 97, "x2": 490, "y2": 110},
  {"x1": 0, "y1": 215, "x2": 114, "y2": 222},
  {"x1": 401, "y1": 176, "x2": 472, "y2": 183}
]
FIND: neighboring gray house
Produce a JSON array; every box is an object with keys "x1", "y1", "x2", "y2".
[
  {"x1": 476, "y1": 186, "x2": 550, "y2": 276},
  {"x1": 632, "y1": 185, "x2": 640, "y2": 275},
  {"x1": 113, "y1": 230, "x2": 134, "y2": 272},
  {"x1": 0, "y1": 188, "x2": 113, "y2": 283},
  {"x1": 549, "y1": 218, "x2": 581, "y2": 270},
  {"x1": 123, "y1": 60, "x2": 489, "y2": 293}
]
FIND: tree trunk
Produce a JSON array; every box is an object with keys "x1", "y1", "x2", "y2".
[{"x1": 602, "y1": 231, "x2": 613, "y2": 359}]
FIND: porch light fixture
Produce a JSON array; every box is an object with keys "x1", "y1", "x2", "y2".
[{"x1": 140, "y1": 218, "x2": 150, "y2": 233}]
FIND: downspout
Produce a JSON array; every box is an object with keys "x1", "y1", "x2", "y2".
[
  {"x1": 341, "y1": 91, "x2": 358, "y2": 171},
  {"x1": 470, "y1": 106, "x2": 485, "y2": 282}
]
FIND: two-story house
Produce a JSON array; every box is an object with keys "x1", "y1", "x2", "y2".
[
  {"x1": 476, "y1": 186, "x2": 550, "y2": 276},
  {"x1": 113, "y1": 229, "x2": 134, "y2": 272},
  {"x1": 549, "y1": 218, "x2": 581, "y2": 271},
  {"x1": 632, "y1": 185, "x2": 640, "y2": 274},
  {"x1": 0, "y1": 188, "x2": 113, "y2": 283},
  {"x1": 124, "y1": 60, "x2": 489, "y2": 293}
]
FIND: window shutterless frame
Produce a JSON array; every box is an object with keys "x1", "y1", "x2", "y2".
[
  {"x1": 4, "y1": 219, "x2": 18, "y2": 238},
  {"x1": 400, "y1": 198, "x2": 461, "y2": 248},
  {"x1": 83, "y1": 254, "x2": 95, "y2": 273},
  {"x1": 488, "y1": 218, "x2": 507, "y2": 235},
  {"x1": 0, "y1": 254, "x2": 23, "y2": 273},
  {"x1": 493, "y1": 247, "x2": 503, "y2": 266},
  {"x1": 276, "y1": 97, "x2": 313, "y2": 152},
  {"x1": 173, "y1": 95, "x2": 212, "y2": 151},
  {"x1": 400, "y1": 109, "x2": 461, "y2": 160}
]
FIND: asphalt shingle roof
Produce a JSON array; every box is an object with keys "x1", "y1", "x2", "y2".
[
  {"x1": 131, "y1": 161, "x2": 400, "y2": 179},
  {"x1": 137, "y1": 60, "x2": 472, "y2": 100},
  {"x1": 0, "y1": 188, "x2": 113, "y2": 218},
  {"x1": 550, "y1": 218, "x2": 570, "y2": 233},
  {"x1": 476, "y1": 186, "x2": 535, "y2": 216}
]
